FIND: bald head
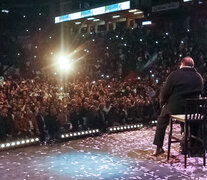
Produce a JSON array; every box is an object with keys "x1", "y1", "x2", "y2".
[{"x1": 180, "y1": 56, "x2": 194, "y2": 68}]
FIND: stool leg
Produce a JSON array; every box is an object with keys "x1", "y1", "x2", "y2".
[
  {"x1": 167, "y1": 118, "x2": 173, "y2": 161},
  {"x1": 184, "y1": 122, "x2": 188, "y2": 168},
  {"x1": 203, "y1": 121, "x2": 206, "y2": 166}
]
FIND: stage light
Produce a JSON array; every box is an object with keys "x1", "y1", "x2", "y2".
[
  {"x1": 34, "y1": 56, "x2": 37, "y2": 59},
  {"x1": 113, "y1": 128, "x2": 117, "y2": 131},
  {"x1": 82, "y1": 34, "x2": 85, "y2": 37},
  {"x1": 124, "y1": 44, "x2": 127, "y2": 46},
  {"x1": 11, "y1": 142, "x2": 15, "y2": 146},
  {"x1": 21, "y1": 140, "x2": 25, "y2": 144},
  {"x1": 93, "y1": 19, "x2": 100, "y2": 22},
  {"x1": 110, "y1": 128, "x2": 113, "y2": 131},
  {"x1": 61, "y1": 135, "x2": 65, "y2": 138},
  {"x1": 166, "y1": 32, "x2": 169, "y2": 35},
  {"x1": 17, "y1": 53, "x2": 20, "y2": 56},
  {"x1": 81, "y1": 132, "x2": 85, "y2": 135},
  {"x1": 39, "y1": 13, "x2": 42, "y2": 15},
  {"x1": 140, "y1": 39, "x2": 143, "y2": 42},
  {"x1": 112, "y1": 15, "x2": 120, "y2": 18},
  {"x1": 106, "y1": 75, "x2": 110, "y2": 78},
  {"x1": 57, "y1": 55, "x2": 72, "y2": 71},
  {"x1": 134, "y1": 125, "x2": 137, "y2": 128},
  {"x1": 92, "y1": 130, "x2": 96, "y2": 133},
  {"x1": 116, "y1": 35, "x2": 119, "y2": 38},
  {"x1": 129, "y1": 9, "x2": 137, "y2": 13},
  {"x1": 124, "y1": 126, "x2": 127, "y2": 129},
  {"x1": 121, "y1": 37, "x2": 124, "y2": 40},
  {"x1": 131, "y1": 126, "x2": 133, "y2": 128},
  {"x1": 70, "y1": 133, "x2": 73, "y2": 137},
  {"x1": 16, "y1": 141, "x2": 20, "y2": 145},
  {"x1": 66, "y1": 134, "x2": 69, "y2": 137},
  {"x1": 6, "y1": 143, "x2": 10, "y2": 147},
  {"x1": 49, "y1": 36, "x2": 52, "y2": 39},
  {"x1": 187, "y1": 29, "x2": 190, "y2": 32},
  {"x1": 60, "y1": 87, "x2": 63, "y2": 91},
  {"x1": 87, "y1": 17, "x2": 95, "y2": 20},
  {"x1": 31, "y1": 139, "x2": 35, "y2": 142},
  {"x1": 75, "y1": 22, "x2": 81, "y2": 25},
  {"x1": 35, "y1": 138, "x2": 39, "y2": 141},
  {"x1": 74, "y1": 133, "x2": 77, "y2": 136},
  {"x1": 89, "y1": 130, "x2": 92, "y2": 134},
  {"x1": 1, "y1": 144, "x2": 5, "y2": 148},
  {"x1": 78, "y1": 132, "x2": 81, "y2": 136},
  {"x1": 85, "y1": 131, "x2": 89, "y2": 134},
  {"x1": 23, "y1": 15, "x2": 26, "y2": 18},
  {"x1": 26, "y1": 29, "x2": 29, "y2": 32},
  {"x1": 96, "y1": 129, "x2": 99, "y2": 133},
  {"x1": 134, "y1": 11, "x2": 142, "y2": 14},
  {"x1": 142, "y1": 21, "x2": 152, "y2": 26},
  {"x1": 26, "y1": 139, "x2": 30, "y2": 143},
  {"x1": 92, "y1": 39, "x2": 95, "y2": 42},
  {"x1": 138, "y1": 77, "x2": 141, "y2": 80},
  {"x1": 181, "y1": 41, "x2": 184, "y2": 44},
  {"x1": 39, "y1": 28, "x2": 41, "y2": 31},
  {"x1": 35, "y1": 46, "x2": 38, "y2": 48},
  {"x1": 156, "y1": 41, "x2": 158, "y2": 44},
  {"x1": 2, "y1": 9, "x2": 9, "y2": 13},
  {"x1": 120, "y1": 127, "x2": 123, "y2": 130}
]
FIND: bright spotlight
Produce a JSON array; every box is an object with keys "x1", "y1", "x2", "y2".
[{"x1": 58, "y1": 55, "x2": 72, "y2": 71}]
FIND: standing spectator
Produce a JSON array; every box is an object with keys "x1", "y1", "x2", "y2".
[
  {"x1": 36, "y1": 106, "x2": 48, "y2": 144},
  {"x1": 45, "y1": 105, "x2": 60, "y2": 143}
]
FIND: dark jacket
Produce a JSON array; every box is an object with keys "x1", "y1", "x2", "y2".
[{"x1": 160, "y1": 67, "x2": 203, "y2": 114}]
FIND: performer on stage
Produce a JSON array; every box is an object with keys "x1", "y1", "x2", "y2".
[{"x1": 153, "y1": 56, "x2": 204, "y2": 156}]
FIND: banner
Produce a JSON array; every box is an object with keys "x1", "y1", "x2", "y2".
[{"x1": 152, "y1": 2, "x2": 179, "y2": 12}]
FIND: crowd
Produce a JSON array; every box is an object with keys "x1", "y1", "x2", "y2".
[
  {"x1": 0, "y1": 75, "x2": 159, "y2": 143},
  {"x1": 1, "y1": 9, "x2": 207, "y2": 143}
]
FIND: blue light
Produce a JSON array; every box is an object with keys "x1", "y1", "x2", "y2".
[{"x1": 42, "y1": 152, "x2": 132, "y2": 179}]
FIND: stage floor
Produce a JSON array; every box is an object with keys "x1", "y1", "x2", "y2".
[{"x1": 0, "y1": 126, "x2": 207, "y2": 180}]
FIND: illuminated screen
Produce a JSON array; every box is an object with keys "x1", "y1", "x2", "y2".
[{"x1": 55, "y1": 1, "x2": 130, "y2": 24}]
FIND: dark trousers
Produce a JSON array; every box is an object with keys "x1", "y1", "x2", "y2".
[{"x1": 153, "y1": 106, "x2": 170, "y2": 148}]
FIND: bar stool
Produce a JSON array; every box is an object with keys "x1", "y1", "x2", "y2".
[{"x1": 167, "y1": 98, "x2": 207, "y2": 168}]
